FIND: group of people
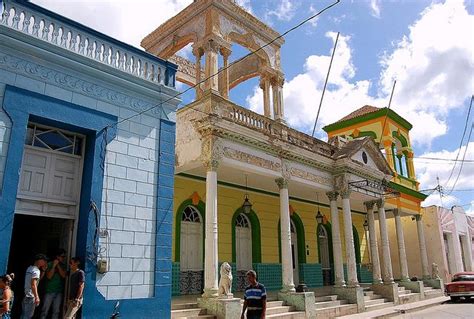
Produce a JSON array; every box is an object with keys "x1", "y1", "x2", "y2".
[{"x1": 0, "y1": 250, "x2": 85, "y2": 319}]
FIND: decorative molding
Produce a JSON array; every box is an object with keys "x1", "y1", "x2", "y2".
[
  {"x1": 275, "y1": 177, "x2": 288, "y2": 190},
  {"x1": 0, "y1": 52, "x2": 165, "y2": 116},
  {"x1": 326, "y1": 191, "x2": 338, "y2": 202},
  {"x1": 364, "y1": 201, "x2": 376, "y2": 211},
  {"x1": 223, "y1": 147, "x2": 281, "y2": 172},
  {"x1": 289, "y1": 167, "x2": 332, "y2": 185},
  {"x1": 201, "y1": 135, "x2": 223, "y2": 171},
  {"x1": 376, "y1": 198, "x2": 385, "y2": 209}
]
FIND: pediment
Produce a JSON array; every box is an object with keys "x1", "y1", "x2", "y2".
[{"x1": 333, "y1": 137, "x2": 393, "y2": 176}]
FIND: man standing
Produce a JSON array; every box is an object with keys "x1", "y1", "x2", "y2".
[
  {"x1": 40, "y1": 249, "x2": 67, "y2": 319},
  {"x1": 241, "y1": 270, "x2": 266, "y2": 319},
  {"x1": 64, "y1": 257, "x2": 84, "y2": 319},
  {"x1": 21, "y1": 254, "x2": 48, "y2": 319}
]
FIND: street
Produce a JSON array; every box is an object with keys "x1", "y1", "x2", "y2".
[{"x1": 393, "y1": 300, "x2": 474, "y2": 319}]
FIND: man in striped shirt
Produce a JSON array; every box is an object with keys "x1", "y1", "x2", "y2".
[{"x1": 241, "y1": 270, "x2": 266, "y2": 319}]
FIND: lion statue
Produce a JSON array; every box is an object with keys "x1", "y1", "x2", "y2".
[
  {"x1": 432, "y1": 263, "x2": 440, "y2": 280},
  {"x1": 218, "y1": 262, "x2": 233, "y2": 297}
]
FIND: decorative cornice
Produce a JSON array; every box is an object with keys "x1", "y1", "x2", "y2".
[
  {"x1": 0, "y1": 52, "x2": 167, "y2": 117},
  {"x1": 223, "y1": 147, "x2": 281, "y2": 172}
]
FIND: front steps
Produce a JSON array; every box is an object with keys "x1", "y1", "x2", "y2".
[
  {"x1": 423, "y1": 285, "x2": 444, "y2": 299},
  {"x1": 171, "y1": 299, "x2": 306, "y2": 319},
  {"x1": 315, "y1": 294, "x2": 358, "y2": 318},
  {"x1": 363, "y1": 288, "x2": 394, "y2": 311},
  {"x1": 171, "y1": 302, "x2": 214, "y2": 319},
  {"x1": 398, "y1": 285, "x2": 421, "y2": 304}
]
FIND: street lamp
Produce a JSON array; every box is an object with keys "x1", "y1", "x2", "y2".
[{"x1": 315, "y1": 193, "x2": 324, "y2": 224}]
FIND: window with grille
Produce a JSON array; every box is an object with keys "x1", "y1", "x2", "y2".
[
  {"x1": 25, "y1": 123, "x2": 83, "y2": 156},
  {"x1": 182, "y1": 206, "x2": 202, "y2": 222}
]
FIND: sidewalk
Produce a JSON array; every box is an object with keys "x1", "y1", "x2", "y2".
[{"x1": 337, "y1": 296, "x2": 449, "y2": 319}]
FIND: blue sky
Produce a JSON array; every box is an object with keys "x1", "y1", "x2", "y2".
[{"x1": 31, "y1": 0, "x2": 473, "y2": 213}]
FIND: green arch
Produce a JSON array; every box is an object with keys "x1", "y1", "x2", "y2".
[
  {"x1": 317, "y1": 222, "x2": 334, "y2": 266},
  {"x1": 174, "y1": 199, "x2": 206, "y2": 263},
  {"x1": 392, "y1": 131, "x2": 408, "y2": 147},
  {"x1": 231, "y1": 208, "x2": 262, "y2": 264},
  {"x1": 351, "y1": 131, "x2": 377, "y2": 140},
  {"x1": 278, "y1": 212, "x2": 307, "y2": 264}
]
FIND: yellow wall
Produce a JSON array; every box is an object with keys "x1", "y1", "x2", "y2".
[{"x1": 173, "y1": 175, "x2": 370, "y2": 265}]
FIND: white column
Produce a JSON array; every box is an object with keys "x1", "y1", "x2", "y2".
[
  {"x1": 365, "y1": 201, "x2": 382, "y2": 284},
  {"x1": 415, "y1": 214, "x2": 430, "y2": 279},
  {"x1": 327, "y1": 191, "x2": 345, "y2": 287},
  {"x1": 461, "y1": 235, "x2": 473, "y2": 271},
  {"x1": 276, "y1": 178, "x2": 295, "y2": 293},
  {"x1": 219, "y1": 47, "x2": 231, "y2": 98},
  {"x1": 203, "y1": 162, "x2": 219, "y2": 298},
  {"x1": 377, "y1": 199, "x2": 394, "y2": 284},
  {"x1": 271, "y1": 76, "x2": 285, "y2": 122},
  {"x1": 393, "y1": 209, "x2": 410, "y2": 282},
  {"x1": 341, "y1": 190, "x2": 359, "y2": 287},
  {"x1": 193, "y1": 46, "x2": 203, "y2": 99},
  {"x1": 260, "y1": 76, "x2": 271, "y2": 118}
]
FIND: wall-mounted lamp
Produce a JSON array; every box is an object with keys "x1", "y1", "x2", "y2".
[
  {"x1": 315, "y1": 193, "x2": 324, "y2": 224},
  {"x1": 363, "y1": 218, "x2": 369, "y2": 232},
  {"x1": 242, "y1": 174, "x2": 252, "y2": 214}
]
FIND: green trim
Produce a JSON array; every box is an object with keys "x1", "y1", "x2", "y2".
[
  {"x1": 278, "y1": 213, "x2": 306, "y2": 264},
  {"x1": 392, "y1": 131, "x2": 409, "y2": 147},
  {"x1": 351, "y1": 131, "x2": 377, "y2": 140},
  {"x1": 316, "y1": 223, "x2": 334, "y2": 267},
  {"x1": 176, "y1": 173, "x2": 368, "y2": 215},
  {"x1": 231, "y1": 207, "x2": 262, "y2": 264},
  {"x1": 323, "y1": 108, "x2": 413, "y2": 133},
  {"x1": 174, "y1": 199, "x2": 206, "y2": 263},
  {"x1": 389, "y1": 181, "x2": 428, "y2": 200}
]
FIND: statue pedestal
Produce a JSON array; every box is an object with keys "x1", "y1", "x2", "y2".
[{"x1": 198, "y1": 297, "x2": 241, "y2": 319}]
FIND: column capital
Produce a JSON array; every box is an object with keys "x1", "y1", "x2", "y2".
[
  {"x1": 364, "y1": 201, "x2": 376, "y2": 211},
  {"x1": 219, "y1": 46, "x2": 232, "y2": 59},
  {"x1": 376, "y1": 198, "x2": 385, "y2": 209},
  {"x1": 192, "y1": 45, "x2": 204, "y2": 58},
  {"x1": 340, "y1": 189, "x2": 351, "y2": 199},
  {"x1": 326, "y1": 191, "x2": 339, "y2": 201},
  {"x1": 392, "y1": 208, "x2": 400, "y2": 217},
  {"x1": 203, "y1": 159, "x2": 219, "y2": 171},
  {"x1": 275, "y1": 177, "x2": 289, "y2": 190},
  {"x1": 415, "y1": 214, "x2": 422, "y2": 221},
  {"x1": 270, "y1": 73, "x2": 285, "y2": 87}
]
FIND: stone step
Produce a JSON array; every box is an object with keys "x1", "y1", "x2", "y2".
[
  {"x1": 315, "y1": 299, "x2": 348, "y2": 309},
  {"x1": 315, "y1": 295, "x2": 339, "y2": 302},
  {"x1": 172, "y1": 303, "x2": 199, "y2": 310},
  {"x1": 364, "y1": 293, "x2": 382, "y2": 301},
  {"x1": 364, "y1": 298, "x2": 387, "y2": 306},
  {"x1": 171, "y1": 308, "x2": 208, "y2": 319},
  {"x1": 267, "y1": 300, "x2": 285, "y2": 307},
  {"x1": 266, "y1": 306, "x2": 295, "y2": 316},
  {"x1": 424, "y1": 289, "x2": 444, "y2": 299},
  {"x1": 266, "y1": 311, "x2": 306, "y2": 319},
  {"x1": 399, "y1": 292, "x2": 422, "y2": 304},
  {"x1": 316, "y1": 303, "x2": 358, "y2": 318},
  {"x1": 363, "y1": 290, "x2": 375, "y2": 297},
  {"x1": 364, "y1": 301, "x2": 394, "y2": 312}
]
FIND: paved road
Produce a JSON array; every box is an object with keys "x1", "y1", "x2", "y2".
[{"x1": 393, "y1": 299, "x2": 474, "y2": 319}]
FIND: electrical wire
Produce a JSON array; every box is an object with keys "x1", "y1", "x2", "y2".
[
  {"x1": 102, "y1": 0, "x2": 341, "y2": 130},
  {"x1": 443, "y1": 95, "x2": 473, "y2": 189},
  {"x1": 447, "y1": 123, "x2": 473, "y2": 196}
]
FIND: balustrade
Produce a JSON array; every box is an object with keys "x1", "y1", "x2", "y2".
[{"x1": 0, "y1": 0, "x2": 175, "y2": 87}]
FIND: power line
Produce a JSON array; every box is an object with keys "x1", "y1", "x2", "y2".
[
  {"x1": 443, "y1": 95, "x2": 473, "y2": 189},
  {"x1": 311, "y1": 32, "x2": 339, "y2": 137},
  {"x1": 414, "y1": 156, "x2": 474, "y2": 163},
  {"x1": 105, "y1": 0, "x2": 341, "y2": 130},
  {"x1": 381, "y1": 80, "x2": 397, "y2": 136},
  {"x1": 447, "y1": 123, "x2": 473, "y2": 196}
]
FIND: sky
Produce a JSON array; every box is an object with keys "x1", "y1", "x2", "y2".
[{"x1": 30, "y1": 0, "x2": 474, "y2": 214}]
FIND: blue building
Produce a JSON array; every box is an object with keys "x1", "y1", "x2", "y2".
[{"x1": 0, "y1": 0, "x2": 179, "y2": 317}]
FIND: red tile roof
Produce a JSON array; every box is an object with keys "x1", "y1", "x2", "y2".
[{"x1": 336, "y1": 105, "x2": 380, "y2": 123}]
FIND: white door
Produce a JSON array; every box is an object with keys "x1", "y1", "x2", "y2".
[
  {"x1": 180, "y1": 206, "x2": 203, "y2": 271},
  {"x1": 291, "y1": 220, "x2": 299, "y2": 285},
  {"x1": 236, "y1": 213, "x2": 252, "y2": 270}
]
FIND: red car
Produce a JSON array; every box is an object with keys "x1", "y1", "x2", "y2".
[{"x1": 445, "y1": 272, "x2": 474, "y2": 301}]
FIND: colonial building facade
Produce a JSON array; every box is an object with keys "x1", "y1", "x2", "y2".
[
  {"x1": 142, "y1": 1, "x2": 444, "y2": 318},
  {"x1": 0, "y1": 1, "x2": 179, "y2": 317}
]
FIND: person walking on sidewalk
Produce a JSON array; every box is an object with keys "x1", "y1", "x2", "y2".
[{"x1": 241, "y1": 270, "x2": 266, "y2": 319}]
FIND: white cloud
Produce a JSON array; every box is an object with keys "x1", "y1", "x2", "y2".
[
  {"x1": 370, "y1": 0, "x2": 381, "y2": 18},
  {"x1": 235, "y1": 0, "x2": 252, "y2": 13},
  {"x1": 379, "y1": 0, "x2": 474, "y2": 145},
  {"x1": 266, "y1": 0, "x2": 297, "y2": 22},
  {"x1": 245, "y1": 0, "x2": 473, "y2": 146},
  {"x1": 31, "y1": 0, "x2": 193, "y2": 49}
]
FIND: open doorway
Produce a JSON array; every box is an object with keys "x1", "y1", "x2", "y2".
[{"x1": 7, "y1": 214, "x2": 74, "y2": 318}]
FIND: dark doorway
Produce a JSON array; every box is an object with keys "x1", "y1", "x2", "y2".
[{"x1": 7, "y1": 214, "x2": 73, "y2": 318}]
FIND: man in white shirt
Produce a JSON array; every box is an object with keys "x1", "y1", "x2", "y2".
[{"x1": 21, "y1": 254, "x2": 48, "y2": 319}]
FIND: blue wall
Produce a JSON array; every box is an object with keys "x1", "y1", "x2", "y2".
[{"x1": 0, "y1": 86, "x2": 176, "y2": 318}]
